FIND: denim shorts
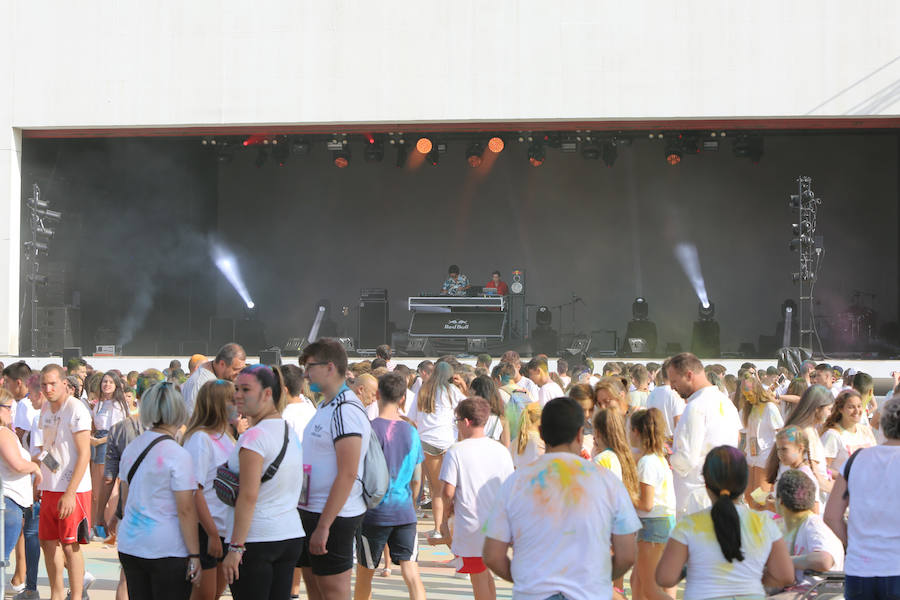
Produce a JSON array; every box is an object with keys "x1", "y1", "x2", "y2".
[
  {"x1": 91, "y1": 429, "x2": 110, "y2": 464},
  {"x1": 638, "y1": 515, "x2": 674, "y2": 544}
]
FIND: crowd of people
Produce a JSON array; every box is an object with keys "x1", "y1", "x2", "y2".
[{"x1": 0, "y1": 343, "x2": 897, "y2": 600}]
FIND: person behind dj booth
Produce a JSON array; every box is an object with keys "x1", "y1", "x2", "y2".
[
  {"x1": 484, "y1": 271, "x2": 508, "y2": 296},
  {"x1": 439, "y1": 265, "x2": 470, "y2": 296}
]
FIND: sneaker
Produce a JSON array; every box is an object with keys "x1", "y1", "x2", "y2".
[
  {"x1": 6, "y1": 583, "x2": 25, "y2": 596},
  {"x1": 83, "y1": 572, "x2": 95, "y2": 592},
  {"x1": 63, "y1": 591, "x2": 88, "y2": 600},
  {"x1": 12, "y1": 591, "x2": 39, "y2": 600}
]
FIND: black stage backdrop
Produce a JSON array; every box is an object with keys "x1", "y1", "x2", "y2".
[{"x1": 21, "y1": 133, "x2": 900, "y2": 355}]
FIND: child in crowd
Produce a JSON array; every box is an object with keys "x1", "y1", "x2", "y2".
[
  {"x1": 769, "y1": 469, "x2": 844, "y2": 599},
  {"x1": 765, "y1": 426, "x2": 821, "y2": 514},
  {"x1": 739, "y1": 373, "x2": 784, "y2": 508},
  {"x1": 592, "y1": 407, "x2": 639, "y2": 600},
  {"x1": 629, "y1": 408, "x2": 676, "y2": 600},
  {"x1": 512, "y1": 402, "x2": 544, "y2": 469}
]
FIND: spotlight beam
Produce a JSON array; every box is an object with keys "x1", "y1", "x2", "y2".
[
  {"x1": 674, "y1": 243, "x2": 710, "y2": 308},
  {"x1": 212, "y1": 246, "x2": 255, "y2": 309}
]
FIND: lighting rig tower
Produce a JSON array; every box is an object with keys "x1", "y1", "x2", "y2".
[
  {"x1": 789, "y1": 176, "x2": 821, "y2": 354},
  {"x1": 24, "y1": 184, "x2": 61, "y2": 355}
]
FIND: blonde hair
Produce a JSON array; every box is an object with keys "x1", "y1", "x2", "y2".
[
  {"x1": 517, "y1": 402, "x2": 542, "y2": 455},
  {"x1": 592, "y1": 408, "x2": 640, "y2": 503},
  {"x1": 593, "y1": 377, "x2": 628, "y2": 415},
  {"x1": 738, "y1": 372, "x2": 776, "y2": 425},
  {"x1": 183, "y1": 380, "x2": 234, "y2": 445},
  {"x1": 417, "y1": 362, "x2": 454, "y2": 414}
]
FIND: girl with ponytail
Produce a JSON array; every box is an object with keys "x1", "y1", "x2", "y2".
[{"x1": 657, "y1": 446, "x2": 794, "y2": 599}]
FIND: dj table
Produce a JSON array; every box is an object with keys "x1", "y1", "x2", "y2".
[{"x1": 408, "y1": 296, "x2": 506, "y2": 338}]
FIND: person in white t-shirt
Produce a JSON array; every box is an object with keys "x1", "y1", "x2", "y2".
[
  {"x1": 824, "y1": 395, "x2": 900, "y2": 600},
  {"x1": 182, "y1": 380, "x2": 237, "y2": 600},
  {"x1": 410, "y1": 361, "x2": 433, "y2": 397},
  {"x1": 738, "y1": 372, "x2": 784, "y2": 508},
  {"x1": 0, "y1": 388, "x2": 41, "y2": 564},
  {"x1": 118, "y1": 382, "x2": 202, "y2": 599},
  {"x1": 627, "y1": 364, "x2": 651, "y2": 410},
  {"x1": 280, "y1": 365, "x2": 317, "y2": 443},
  {"x1": 90, "y1": 371, "x2": 130, "y2": 538},
  {"x1": 628, "y1": 408, "x2": 676, "y2": 600},
  {"x1": 437, "y1": 397, "x2": 514, "y2": 599},
  {"x1": 657, "y1": 446, "x2": 795, "y2": 599},
  {"x1": 350, "y1": 374, "x2": 380, "y2": 421},
  {"x1": 667, "y1": 353, "x2": 742, "y2": 517},
  {"x1": 222, "y1": 365, "x2": 304, "y2": 600},
  {"x1": 772, "y1": 469, "x2": 843, "y2": 597},
  {"x1": 556, "y1": 359, "x2": 571, "y2": 389},
  {"x1": 483, "y1": 396, "x2": 640, "y2": 600},
  {"x1": 38, "y1": 364, "x2": 93, "y2": 600},
  {"x1": 645, "y1": 359, "x2": 685, "y2": 440},
  {"x1": 500, "y1": 351, "x2": 539, "y2": 401},
  {"x1": 181, "y1": 343, "x2": 247, "y2": 417},
  {"x1": 405, "y1": 361, "x2": 464, "y2": 539},
  {"x1": 526, "y1": 357, "x2": 565, "y2": 407},
  {"x1": 820, "y1": 388, "x2": 877, "y2": 472},
  {"x1": 298, "y1": 340, "x2": 371, "y2": 600}
]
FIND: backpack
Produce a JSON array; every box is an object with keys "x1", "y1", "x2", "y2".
[{"x1": 335, "y1": 395, "x2": 390, "y2": 509}]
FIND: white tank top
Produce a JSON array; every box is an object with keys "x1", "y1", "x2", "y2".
[{"x1": 0, "y1": 431, "x2": 34, "y2": 508}]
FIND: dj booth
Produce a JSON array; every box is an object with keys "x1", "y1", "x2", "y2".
[{"x1": 408, "y1": 296, "x2": 506, "y2": 339}]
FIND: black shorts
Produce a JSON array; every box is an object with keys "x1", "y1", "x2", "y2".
[
  {"x1": 198, "y1": 525, "x2": 226, "y2": 571},
  {"x1": 297, "y1": 510, "x2": 364, "y2": 576},
  {"x1": 355, "y1": 522, "x2": 418, "y2": 569}
]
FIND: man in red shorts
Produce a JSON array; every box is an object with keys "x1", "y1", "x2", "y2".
[{"x1": 38, "y1": 364, "x2": 92, "y2": 600}]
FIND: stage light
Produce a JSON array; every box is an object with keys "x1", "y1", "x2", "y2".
[
  {"x1": 27, "y1": 273, "x2": 48, "y2": 285},
  {"x1": 789, "y1": 235, "x2": 813, "y2": 252},
  {"x1": 34, "y1": 225, "x2": 54, "y2": 239},
  {"x1": 24, "y1": 241, "x2": 48, "y2": 253},
  {"x1": 528, "y1": 143, "x2": 545, "y2": 167},
  {"x1": 536, "y1": 305, "x2": 552, "y2": 327},
  {"x1": 792, "y1": 221, "x2": 812, "y2": 236},
  {"x1": 601, "y1": 140, "x2": 618, "y2": 167},
  {"x1": 675, "y1": 243, "x2": 711, "y2": 309},
  {"x1": 364, "y1": 138, "x2": 384, "y2": 163},
  {"x1": 782, "y1": 299, "x2": 797, "y2": 318},
  {"x1": 698, "y1": 301, "x2": 716, "y2": 320},
  {"x1": 466, "y1": 142, "x2": 484, "y2": 168},
  {"x1": 666, "y1": 147, "x2": 682, "y2": 165},
  {"x1": 32, "y1": 207, "x2": 62, "y2": 221},
  {"x1": 488, "y1": 137, "x2": 504, "y2": 153},
  {"x1": 333, "y1": 149, "x2": 350, "y2": 168},
  {"x1": 581, "y1": 143, "x2": 600, "y2": 160},
  {"x1": 272, "y1": 136, "x2": 289, "y2": 166},
  {"x1": 416, "y1": 137, "x2": 433, "y2": 154},
  {"x1": 632, "y1": 297, "x2": 649, "y2": 320},
  {"x1": 213, "y1": 248, "x2": 255, "y2": 310},
  {"x1": 733, "y1": 135, "x2": 764, "y2": 163},
  {"x1": 26, "y1": 196, "x2": 49, "y2": 210},
  {"x1": 247, "y1": 301, "x2": 255, "y2": 309}
]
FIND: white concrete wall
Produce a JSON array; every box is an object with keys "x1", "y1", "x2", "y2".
[{"x1": 2, "y1": 0, "x2": 900, "y2": 353}]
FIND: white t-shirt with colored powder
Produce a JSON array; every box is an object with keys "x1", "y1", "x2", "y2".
[
  {"x1": 225, "y1": 418, "x2": 304, "y2": 543},
  {"x1": 593, "y1": 449, "x2": 623, "y2": 480},
  {"x1": 118, "y1": 432, "x2": 197, "y2": 559},
  {"x1": 636, "y1": 453, "x2": 675, "y2": 518},
  {"x1": 670, "y1": 505, "x2": 783, "y2": 600},
  {"x1": 439, "y1": 436, "x2": 514, "y2": 557},
  {"x1": 821, "y1": 424, "x2": 877, "y2": 471},
  {"x1": 745, "y1": 402, "x2": 784, "y2": 468},
  {"x1": 182, "y1": 430, "x2": 235, "y2": 537},
  {"x1": 791, "y1": 514, "x2": 844, "y2": 588},
  {"x1": 484, "y1": 453, "x2": 641, "y2": 600},
  {"x1": 92, "y1": 398, "x2": 128, "y2": 431},
  {"x1": 38, "y1": 397, "x2": 93, "y2": 493}
]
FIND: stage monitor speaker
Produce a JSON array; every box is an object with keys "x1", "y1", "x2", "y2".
[
  {"x1": 63, "y1": 347, "x2": 81, "y2": 364},
  {"x1": 590, "y1": 330, "x2": 618, "y2": 356},
  {"x1": 358, "y1": 298, "x2": 388, "y2": 350},
  {"x1": 623, "y1": 320, "x2": 658, "y2": 355},
  {"x1": 259, "y1": 348, "x2": 282, "y2": 367},
  {"x1": 282, "y1": 337, "x2": 304, "y2": 356}
]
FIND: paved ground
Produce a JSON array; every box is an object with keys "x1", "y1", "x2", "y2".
[{"x1": 12, "y1": 517, "x2": 676, "y2": 599}]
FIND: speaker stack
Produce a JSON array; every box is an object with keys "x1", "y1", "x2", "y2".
[
  {"x1": 508, "y1": 269, "x2": 526, "y2": 342},
  {"x1": 358, "y1": 288, "x2": 388, "y2": 351}
]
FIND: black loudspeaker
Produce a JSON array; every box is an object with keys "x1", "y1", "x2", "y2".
[
  {"x1": 623, "y1": 320, "x2": 658, "y2": 356},
  {"x1": 63, "y1": 347, "x2": 81, "y2": 365},
  {"x1": 691, "y1": 320, "x2": 721, "y2": 358},
  {"x1": 358, "y1": 297, "x2": 388, "y2": 350},
  {"x1": 259, "y1": 348, "x2": 282, "y2": 367}
]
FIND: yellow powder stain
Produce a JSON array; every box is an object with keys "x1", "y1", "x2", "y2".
[
  {"x1": 719, "y1": 401, "x2": 725, "y2": 416},
  {"x1": 684, "y1": 511, "x2": 716, "y2": 541},
  {"x1": 717, "y1": 561, "x2": 735, "y2": 573},
  {"x1": 746, "y1": 511, "x2": 765, "y2": 546}
]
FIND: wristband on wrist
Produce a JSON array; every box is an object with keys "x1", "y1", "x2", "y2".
[{"x1": 228, "y1": 544, "x2": 246, "y2": 554}]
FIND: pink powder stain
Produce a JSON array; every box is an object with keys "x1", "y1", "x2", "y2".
[
  {"x1": 156, "y1": 455, "x2": 165, "y2": 467},
  {"x1": 242, "y1": 428, "x2": 260, "y2": 444}
]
